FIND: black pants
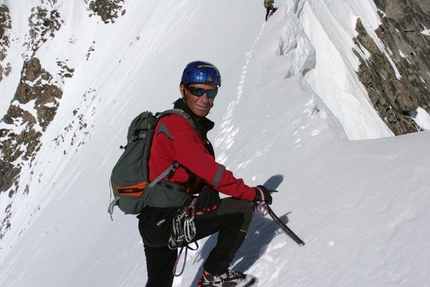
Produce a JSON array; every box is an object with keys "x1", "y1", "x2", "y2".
[
  {"x1": 138, "y1": 198, "x2": 253, "y2": 287},
  {"x1": 265, "y1": 5, "x2": 274, "y2": 21}
]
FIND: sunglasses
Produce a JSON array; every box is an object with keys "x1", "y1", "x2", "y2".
[{"x1": 186, "y1": 86, "x2": 218, "y2": 98}]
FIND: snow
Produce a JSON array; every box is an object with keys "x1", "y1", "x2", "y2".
[
  {"x1": 411, "y1": 107, "x2": 430, "y2": 131},
  {"x1": 1, "y1": 0, "x2": 430, "y2": 286}
]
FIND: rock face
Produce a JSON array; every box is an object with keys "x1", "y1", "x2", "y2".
[
  {"x1": 0, "y1": 57, "x2": 62, "y2": 195},
  {"x1": 354, "y1": 0, "x2": 430, "y2": 135},
  {"x1": 0, "y1": 2, "x2": 64, "y2": 194},
  {"x1": 88, "y1": 0, "x2": 126, "y2": 24},
  {"x1": 0, "y1": 0, "x2": 124, "y2": 239},
  {"x1": 0, "y1": 2, "x2": 66, "y2": 238},
  {"x1": 0, "y1": 1, "x2": 120, "y2": 196},
  {"x1": 0, "y1": 5, "x2": 12, "y2": 81}
]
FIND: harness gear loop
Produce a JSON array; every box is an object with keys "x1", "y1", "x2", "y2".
[
  {"x1": 168, "y1": 198, "x2": 199, "y2": 276},
  {"x1": 167, "y1": 198, "x2": 198, "y2": 250}
]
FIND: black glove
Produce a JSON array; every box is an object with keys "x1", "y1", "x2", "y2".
[
  {"x1": 196, "y1": 188, "x2": 221, "y2": 212},
  {"x1": 253, "y1": 185, "x2": 274, "y2": 205}
]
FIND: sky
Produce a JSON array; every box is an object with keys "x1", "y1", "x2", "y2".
[{"x1": 1, "y1": 0, "x2": 430, "y2": 286}]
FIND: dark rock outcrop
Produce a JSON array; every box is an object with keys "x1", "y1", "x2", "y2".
[
  {"x1": 354, "y1": 0, "x2": 430, "y2": 135},
  {"x1": 1, "y1": 57, "x2": 62, "y2": 193},
  {"x1": 0, "y1": 4, "x2": 12, "y2": 81},
  {"x1": 88, "y1": 0, "x2": 126, "y2": 24}
]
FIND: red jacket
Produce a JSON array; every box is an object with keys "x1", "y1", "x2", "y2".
[{"x1": 148, "y1": 110, "x2": 256, "y2": 202}]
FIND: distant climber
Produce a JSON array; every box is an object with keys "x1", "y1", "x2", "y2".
[{"x1": 264, "y1": 0, "x2": 277, "y2": 21}]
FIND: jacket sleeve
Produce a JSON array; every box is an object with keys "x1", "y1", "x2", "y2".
[{"x1": 154, "y1": 115, "x2": 256, "y2": 202}]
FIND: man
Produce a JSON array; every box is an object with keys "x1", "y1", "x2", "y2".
[
  {"x1": 264, "y1": 0, "x2": 276, "y2": 21},
  {"x1": 138, "y1": 61, "x2": 274, "y2": 287}
]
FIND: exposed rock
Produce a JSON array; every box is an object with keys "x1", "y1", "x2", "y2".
[
  {"x1": 354, "y1": 0, "x2": 430, "y2": 135},
  {"x1": 88, "y1": 0, "x2": 126, "y2": 24},
  {"x1": 0, "y1": 4, "x2": 12, "y2": 81},
  {"x1": 0, "y1": 57, "x2": 61, "y2": 193},
  {"x1": 26, "y1": 6, "x2": 63, "y2": 55},
  {"x1": 1, "y1": 1, "x2": 67, "y2": 203},
  {"x1": 0, "y1": 203, "x2": 13, "y2": 239},
  {"x1": 56, "y1": 60, "x2": 75, "y2": 79}
]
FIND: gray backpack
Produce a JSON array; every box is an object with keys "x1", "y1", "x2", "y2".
[{"x1": 108, "y1": 109, "x2": 196, "y2": 218}]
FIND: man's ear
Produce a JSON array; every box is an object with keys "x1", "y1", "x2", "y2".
[{"x1": 180, "y1": 84, "x2": 187, "y2": 101}]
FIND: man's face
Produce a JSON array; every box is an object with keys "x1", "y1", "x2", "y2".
[{"x1": 180, "y1": 83, "x2": 217, "y2": 118}]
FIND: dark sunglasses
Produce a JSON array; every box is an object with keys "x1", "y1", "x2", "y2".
[{"x1": 186, "y1": 86, "x2": 218, "y2": 98}]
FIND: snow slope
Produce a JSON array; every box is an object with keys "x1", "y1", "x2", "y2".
[{"x1": 0, "y1": 0, "x2": 429, "y2": 286}]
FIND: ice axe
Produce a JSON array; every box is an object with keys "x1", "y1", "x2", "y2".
[{"x1": 259, "y1": 175, "x2": 305, "y2": 246}]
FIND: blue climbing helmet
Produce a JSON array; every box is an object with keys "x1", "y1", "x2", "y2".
[{"x1": 180, "y1": 61, "x2": 221, "y2": 87}]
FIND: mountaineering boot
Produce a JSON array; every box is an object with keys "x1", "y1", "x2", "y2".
[
  {"x1": 197, "y1": 270, "x2": 258, "y2": 287},
  {"x1": 270, "y1": 8, "x2": 278, "y2": 16}
]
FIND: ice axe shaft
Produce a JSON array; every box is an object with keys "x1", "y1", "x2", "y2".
[{"x1": 268, "y1": 205, "x2": 305, "y2": 246}]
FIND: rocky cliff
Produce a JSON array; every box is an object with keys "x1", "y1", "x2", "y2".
[{"x1": 355, "y1": 0, "x2": 430, "y2": 135}]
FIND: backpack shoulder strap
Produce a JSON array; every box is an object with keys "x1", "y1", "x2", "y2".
[{"x1": 156, "y1": 109, "x2": 197, "y2": 132}]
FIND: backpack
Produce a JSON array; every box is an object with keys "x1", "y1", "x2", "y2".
[
  {"x1": 107, "y1": 109, "x2": 197, "y2": 218},
  {"x1": 264, "y1": 0, "x2": 274, "y2": 8}
]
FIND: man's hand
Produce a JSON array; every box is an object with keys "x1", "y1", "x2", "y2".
[
  {"x1": 253, "y1": 185, "x2": 275, "y2": 205},
  {"x1": 196, "y1": 188, "x2": 221, "y2": 212}
]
